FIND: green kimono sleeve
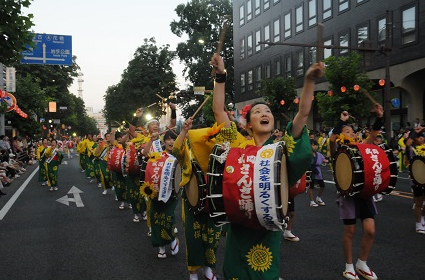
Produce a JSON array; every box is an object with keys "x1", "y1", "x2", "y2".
[{"x1": 284, "y1": 122, "x2": 313, "y2": 187}]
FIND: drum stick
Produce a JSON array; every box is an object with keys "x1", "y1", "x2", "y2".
[
  {"x1": 145, "y1": 102, "x2": 157, "y2": 108},
  {"x1": 280, "y1": 112, "x2": 291, "y2": 122},
  {"x1": 317, "y1": 23, "x2": 324, "y2": 63},
  {"x1": 361, "y1": 89, "x2": 378, "y2": 105},
  {"x1": 165, "y1": 126, "x2": 178, "y2": 137},
  {"x1": 211, "y1": 16, "x2": 231, "y2": 76},
  {"x1": 191, "y1": 95, "x2": 211, "y2": 119},
  {"x1": 156, "y1": 93, "x2": 166, "y2": 101}
]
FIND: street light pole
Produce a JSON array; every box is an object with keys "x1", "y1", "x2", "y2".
[{"x1": 384, "y1": 10, "x2": 392, "y2": 138}]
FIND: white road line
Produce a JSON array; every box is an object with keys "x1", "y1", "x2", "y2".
[{"x1": 0, "y1": 166, "x2": 39, "y2": 220}]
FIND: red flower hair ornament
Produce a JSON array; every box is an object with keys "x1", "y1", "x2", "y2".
[{"x1": 238, "y1": 104, "x2": 252, "y2": 128}]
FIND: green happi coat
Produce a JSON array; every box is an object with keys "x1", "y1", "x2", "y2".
[
  {"x1": 93, "y1": 142, "x2": 113, "y2": 189},
  {"x1": 43, "y1": 147, "x2": 63, "y2": 187},
  {"x1": 173, "y1": 137, "x2": 221, "y2": 270},
  {"x1": 220, "y1": 123, "x2": 312, "y2": 280},
  {"x1": 149, "y1": 196, "x2": 178, "y2": 247},
  {"x1": 84, "y1": 139, "x2": 95, "y2": 178}
]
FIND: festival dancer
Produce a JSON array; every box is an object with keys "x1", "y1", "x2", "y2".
[
  {"x1": 329, "y1": 105, "x2": 384, "y2": 280},
  {"x1": 405, "y1": 125, "x2": 425, "y2": 235},
  {"x1": 109, "y1": 131, "x2": 130, "y2": 209},
  {"x1": 37, "y1": 138, "x2": 48, "y2": 186},
  {"x1": 94, "y1": 133, "x2": 114, "y2": 195},
  {"x1": 140, "y1": 130, "x2": 179, "y2": 259},
  {"x1": 42, "y1": 139, "x2": 63, "y2": 191},
  {"x1": 173, "y1": 117, "x2": 221, "y2": 280},
  {"x1": 210, "y1": 53, "x2": 323, "y2": 279}
]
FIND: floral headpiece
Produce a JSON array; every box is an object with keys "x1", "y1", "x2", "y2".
[
  {"x1": 336, "y1": 133, "x2": 357, "y2": 145},
  {"x1": 238, "y1": 104, "x2": 252, "y2": 128}
]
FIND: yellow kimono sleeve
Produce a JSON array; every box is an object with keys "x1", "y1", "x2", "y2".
[{"x1": 172, "y1": 135, "x2": 192, "y2": 188}]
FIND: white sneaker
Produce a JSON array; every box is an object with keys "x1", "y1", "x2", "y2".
[
  {"x1": 111, "y1": 186, "x2": 115, "y2": 191},
  {"x1": 119, "y1": 202, "x2": 125, "y2": 210},
  {"x1": 174, "y1": 227, "x2": 178, "y2": 234},
  {"x1": 97, "y1": 183, "x2": 102, "y2": 188},
  {"x1": 54, "y1": 187, "x2": 58, "y2": 191},
  {"x1": 102, "y1": 190, "x2": 107, "y2": 195},
  {"x1": 42, "y1": 181, "x2": 48, "y2": 186},
  {"x1": 310, "y1": 201, "x2": 319, "y2": 207},
  {"x1": 142, "y1": 211, "x2": 147, "y2": 220},
  {"x1": 49, "y1": 187, "x2": 53, "y2": 191},
  {"x1": 316, "y1": 197, "x2": 325, "y2": 206},
  {"x1": 283, "y1": 231, "x2": 300, "y2": 242}
]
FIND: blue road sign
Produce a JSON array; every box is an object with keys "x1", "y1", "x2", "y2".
[{"x1": 20, "y1": 33, "x2": 72, "y2": 66}]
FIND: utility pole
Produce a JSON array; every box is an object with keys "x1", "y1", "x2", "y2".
[{"x1": 384, "y1": 10, "x2": 393, "y2": 138}]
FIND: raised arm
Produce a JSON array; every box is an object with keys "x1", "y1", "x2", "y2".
[
  {"x1": 291, "y1": 62, "x2": 324, "y2": 138},
  {"x1": 329, "y1": 111, "x2": 350, "y2": 157},
  {"x1": 175, "y1": 118, "x2": 192, "y2": 150},
  {"x1": 141, "y1": 132, "x2": 160, "y2": 157},
  {"x1": 128, "y1": 108, "x2": 144, "y2": 138},
  {"x1": 365, "y1": 103, "x2": 384, "y2": 144},
  {"x1": 169, "y1": 102, "x2": 177, "y2": 129},
  {"x1": 210, "y1": 54, "x2": 231, "y2": 128}
]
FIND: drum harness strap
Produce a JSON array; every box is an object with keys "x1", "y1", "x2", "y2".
[{"x1": 211, "y1": 141, "x2": 231, "y2": 165}]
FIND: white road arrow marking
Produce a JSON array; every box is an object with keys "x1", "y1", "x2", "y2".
[{"x1": 56, "y1": 186, "x2": 84, "y2": 207}]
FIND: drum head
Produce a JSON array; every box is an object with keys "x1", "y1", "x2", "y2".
[
  {"x1": 173, "y1": 162, "x2": 182, "y2": 195},
  {"x1": 335, "y1": 152, "x2": 353, "y2": 191},
  {"x1": 280, "y1": 153, "x2": 289, "y2": 217},
  {"x1": 411, "y1": 157, "x2": 425, "y2": 186},
  {"x1": 185, "y1": 173, "x2": 199, "y2": 207}
]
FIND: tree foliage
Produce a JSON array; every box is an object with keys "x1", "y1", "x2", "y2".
[
  {"x1": 103, "y1": 38, "x2": 177, "y2": 127},
  {"x1": 170, "y1": 0, "x2": 233, "y2": 123},
  {"x1": 0, "y1": 0, "x2": 35, "y2": 65},
  {"x1": 260, "y1": 77, "x2": 298, "y2": 127},
  {"x1": 317, "y1": 52, "x2": 375, "y2": 126}
]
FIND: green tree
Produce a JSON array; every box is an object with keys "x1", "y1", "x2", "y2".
[
  {"x1": 170, "y1": 0, "x2": 233, "y2": 124},
  {"x1": 103, "y1": 38, "x2": 177, "y2": 128},
  {"x1": 317, "y1": 52, "x2": 375, "y2": 126},
  {"x1": 0, "y1": 0, "x2": 35, "y2": 65},
  {"x1": 260, "y1": 77, "x2": 298, "y2": 127}
]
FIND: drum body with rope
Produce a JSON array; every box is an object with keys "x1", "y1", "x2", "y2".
[
  {"x1": 207, "y1": 142, "x2": 289, "y2": 231},
  {"x1": 107, "y1": 147, "x2": 126, "y2": 174},
  {"x1": 333, "y1": 143, "x2": 397, "y2": 197},
  {"x1": 409, "y1": 155, "x2": 425, "y2": 187},
  {"x1": 125, "y1": 144, "x2": 141, "y2": 176},
  {"x1": 141, "y1": 153, "x2": 182, "y2": 203},
  {"x1": 184, "y1": 160, "x2": 208, "y2": 215}
]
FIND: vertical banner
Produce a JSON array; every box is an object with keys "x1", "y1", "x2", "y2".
[{"x1": 6, "y1": 67, "x2": 16, "y2": 92}]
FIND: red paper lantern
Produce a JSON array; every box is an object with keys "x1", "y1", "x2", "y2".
[
  {"x1": 293, "y1": 97, "x2": 299, "y2": 104},
  {"x1": 327, "y1": 90, "x2": 333, "y2": 96},
  {"x1": 341, "y1": 86, "x2": 346, "y2": 93},
  {"x1": 379, "y1": 79, "x2": 385, "y2": 86},
  {"x1": 280, "y1": 100, "x2": 285, "y2": 106},
  {"x1": 353, "y1": 84, "x2": 360, "y2": 91}
]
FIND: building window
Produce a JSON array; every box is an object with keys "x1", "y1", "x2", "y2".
[
  {"x1": 308, "y1": 0, "x2": 317, "y2": 27},
  {"x1": 338, "y1": 0, "x2": 349, "y2": 13},
  {"x1": 240, "y1": 38, "x2": 245, "y2": 60},
  {"x1": 324, "y1": 38, "x2": 332, "y2": 59},
  {"x1": 323, "y1": 0, "x2": 332, "y2": 20},
  {"x1": 264, "y1": 0, "x2": 270, "y2": 11},
  {"x1": 296, "y1": 51, "x2": 304, "y2": 76},
  {"x1": 309, "y1": 46, "x2": 317, "y2": 65},
  {"x1": 284, "y1": 12, "x2": 291, "y2": 39},
  {"x1": 256, "y1": 66, "x2": 262, "y2": 88},
  {"x1": 339, "y1": 32, "x2": 349, "y2": 54},
  {"x1": 378, "y1": 17, "x2": 386, "y2": 44},
  {"x1": 275, "y1": 58, "x2": 281, "y2": 76},
  {"x1": 247, "y1": 0, "x2": 253, "y2": 22},
  {"x1": 239, "y1": 5, "x2": 245, "y2": 26},
  {"x1": 264, "y1": 24, "x2": 270, "y2": 45},
  {"x1": 273, "y1": 0, "x2": 280, "y2": 4},
  {"x1": 247, "y1": 34, "x2": 253, "y2": 56},
  {"x1": 255, "y1": 0, "x2": 261, "y2": 16},
  {"x1": 265, "y1": 62, "x2": 271, "y2": 78},
  {"x1": 402, "y1": 6, "x2": 416, "y2": 45},
  {"x1": 284, "y1": 54, "x2": 292, "y2": 78},
  {"x1": 295, "y1": 5, "x2": 304, "y2": 33},
  {"x1": 357, "y1": 24, "x2": 368, "y2": 46},
  {"x1": 273, "y1": 18, "x2": 281, "y2": 42},
  {"x1": 248, "y1": 70, "x2": 253, "y2": 90},
  {"x1": 241, "y1": 73, "x2": 246, "y2": 93},
  {"x1": 356, "y1": 0, "x2": 368, "y2": 4},
  {"x1": 255, "y1": 29, "x2": 261, "y2": 52}
]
